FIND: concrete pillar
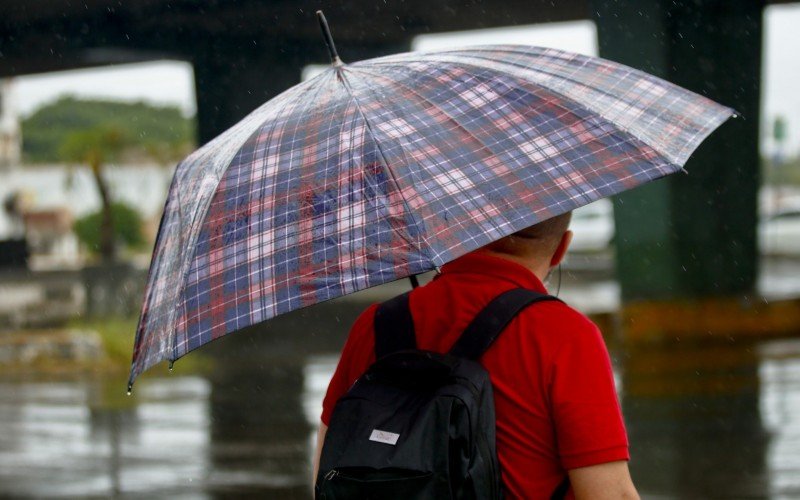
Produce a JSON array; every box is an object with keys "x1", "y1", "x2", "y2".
[
  {"x1": 591, "y1": 4, "x2": 772, "y2": 493},
  {"x1": 592, "y1": 0, "x2": 763, "y2": 301},
  {"x1": 192, "y1": 46, "x2": 303, "y2": 146}
]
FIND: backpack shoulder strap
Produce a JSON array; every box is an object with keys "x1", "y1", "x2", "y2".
[
  {"x1": 374, "y1": 292, "x2": 416, "y2": 359},
  {"x1": 449, "y1": 288, "x2": 561, "y2": 360}
]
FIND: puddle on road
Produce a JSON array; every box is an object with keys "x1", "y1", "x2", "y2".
[{"x1": 1, "y1": 337, "x2": 799, "y2": 498}]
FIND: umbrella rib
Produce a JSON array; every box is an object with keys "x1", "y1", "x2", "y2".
[
  {"x1": 417, "y1": 51, "x2": 733, "y2": 166},
  {"x1": 273, "y1": 72, "x2": 337, "y2": 310},
  {"x1": 130, "y1": 179, "x2": 180, "y2": 385},
  {"x1": 313, "y1": 71, "x2": 349, "y2": 300},
  {"x1": 169, "y1": 78, "x2": 323, "y2": 369},
  {"x1": 337, "y1": 98, "x2": 371, "y2": 293},
  {"x1": 335, "y1": 69, "x2": 433, "y2": 264},
  {"x1": 370, "y1": 56, "x2": 688, "y2": 172},
  {"x1": 180, "y1": 73, "x2": 343, "y2": 326},
  {"x1": 347, "y1": 60, "x2": 689, "y2": 261},
  {"x1": 457, "y1": 52, "x2": 730, "y2": 167},
  {"x1": 435, "y1": 52, "x2": 675, "y2": 149},
  {"x1": 170, "y1": 183, "x2": 187, "y2": 364},
  {"x1": 348, "y1": 66, "x2": 516, "y2": 245},
  {"x1": 349, "y1": 64, "x2": 602, "y2": 219}
]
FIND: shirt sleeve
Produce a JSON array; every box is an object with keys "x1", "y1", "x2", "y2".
[
  {"x1": 550, "y1": 312, "x2": 629, "y2": 470},
  {"x1": 320, "y1": 304, "x2": 379, "y2": 426}
]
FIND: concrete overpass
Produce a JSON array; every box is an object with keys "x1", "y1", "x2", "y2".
[
  {"x1": 0, "y1": 0, "x2": 601, "y2": 143},
  {"x1": 1, "y1": 0, "x2": 797, "y2": 332}
]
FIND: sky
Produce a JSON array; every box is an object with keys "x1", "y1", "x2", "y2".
[
  {"x1": 6, "y1": 5, "x2": 800, "y2": 154},
  {"x1": 12, "y1": 60, "x2": 198, "y2": 117},
  {"x1": 762, "y1": 4, "x2": 800, "y2": 156}
]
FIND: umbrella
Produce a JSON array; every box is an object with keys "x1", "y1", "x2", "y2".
[{"x1": 128, "y1": 11, "x2": 734, "y2": 391}]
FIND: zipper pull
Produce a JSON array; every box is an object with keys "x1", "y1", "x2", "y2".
[{"x1": 324, "y1": 469, "x2": 338, "y2": 481}]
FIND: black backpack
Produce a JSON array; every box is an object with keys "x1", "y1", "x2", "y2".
[{"x1": 315, "y1": 288, "x2": 570, "y2": 499}]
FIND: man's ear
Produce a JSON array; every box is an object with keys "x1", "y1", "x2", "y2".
[{"x1": 550, "y1": 230, "x2": 573, "y2": 267}]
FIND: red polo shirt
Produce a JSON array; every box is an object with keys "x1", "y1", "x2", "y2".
[{"x1": 321, "y1": 251, "x2": 629, "y2": 499}]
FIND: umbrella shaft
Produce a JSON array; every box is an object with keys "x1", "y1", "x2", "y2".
[{"x1": 316, "y1": 11, "x2": 342, "y2": 66}]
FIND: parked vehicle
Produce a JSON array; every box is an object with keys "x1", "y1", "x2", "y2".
[{"x1": 760, "y1": 207, "x2": 800, "y2": 256}]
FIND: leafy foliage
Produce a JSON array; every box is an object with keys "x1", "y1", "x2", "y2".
[
  {"x1": 22, "y1": 97, "x2": 194, "y2": 163},
  {"x1": 58, "y1": 126, "x2": 130, "y2": 166},
  {"x1": 74, "y1": 202, "x2": 145, "y2": 254}
]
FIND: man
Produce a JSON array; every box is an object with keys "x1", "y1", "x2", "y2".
[{"x1": 315, "y1": 212, "x2": 639, "y2": 499}]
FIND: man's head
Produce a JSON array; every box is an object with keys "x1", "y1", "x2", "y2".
[{"x1": 484, "y1": 212, "x2": 573, "y2": 280}]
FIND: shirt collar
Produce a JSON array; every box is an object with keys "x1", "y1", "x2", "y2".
[{"x1": 439, "y1": 250, "x2": 549, "y2": 294}]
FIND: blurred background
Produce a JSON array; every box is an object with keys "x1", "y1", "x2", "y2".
[{"x1": 1, "y1": 0, "x2": 799, "y2": 497}]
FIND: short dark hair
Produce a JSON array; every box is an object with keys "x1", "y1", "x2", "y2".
[
  {"x1": 486, "y1": 212, "x2": 572, "y2": 257},
  {"x1": 512, "y1": 212, "x2": 572, "y2": 241}
]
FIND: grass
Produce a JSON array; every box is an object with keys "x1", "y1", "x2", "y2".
[
  {"x1": 78, "y1": 316, "x2": 137, "y2": 365},
  {"x1": 67, "y1": 316, "x2": 214, "y2": 377},
  {"x1": 0, "y1": 317, "x2": 212, "y2": 405}
]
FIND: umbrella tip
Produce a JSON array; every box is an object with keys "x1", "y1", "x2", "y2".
[{"x1": 316, "y1": 10, "x2": 343, "y2": 67}]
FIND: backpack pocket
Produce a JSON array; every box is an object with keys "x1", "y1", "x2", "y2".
[{"x1": 317, "y1": 467, "x2": 435, "y2": 499}]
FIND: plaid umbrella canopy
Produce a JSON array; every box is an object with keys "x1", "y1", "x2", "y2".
[{"x1": 128, "y1": 12, "x2": 734, "y2": 390}]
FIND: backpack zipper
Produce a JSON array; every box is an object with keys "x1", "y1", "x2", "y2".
[
  {"x1": 455, "y1": 376, "x2": 502, "y2": 499},
  {"x1": 317, "y1": 469, "x2": 338, "y2": 499}
]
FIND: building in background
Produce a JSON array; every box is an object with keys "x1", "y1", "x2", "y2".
[
  {"x1": 0, "y1": 79, "x2": 21, "y2": 168},
  {"x1": 21, "y1": 208, "x2": 79, "y2": 268}
]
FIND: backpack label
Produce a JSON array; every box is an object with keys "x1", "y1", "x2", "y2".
[{"x1": 369, "y1": 429, "x2": 400, "y2": 445}]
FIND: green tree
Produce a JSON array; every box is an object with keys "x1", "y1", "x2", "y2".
[
  {"x1": 59, "y1": 126, "x2": 129, "y2": 261},
  {"x1": 74, "y1": 202, "x2": 145, "y2": 255},
  {"x1": 22, "y1": 97, "x2": 194, "y2": 163},
  {"x1": 22, "y1": 97, "x2": 195, "y2": 262}
]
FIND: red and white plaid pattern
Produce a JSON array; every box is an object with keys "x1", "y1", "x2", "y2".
[{"x1": 129, "y1": 45, "x2": 733, "y2": 386}]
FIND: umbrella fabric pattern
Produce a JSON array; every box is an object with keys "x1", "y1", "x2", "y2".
[{"x1": 129, "y1": 44, "x2": 733, "y2": 387}]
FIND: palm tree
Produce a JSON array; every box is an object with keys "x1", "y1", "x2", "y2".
[{"x1": 59, "y1": 126, "x2": 129, "y2": 262}]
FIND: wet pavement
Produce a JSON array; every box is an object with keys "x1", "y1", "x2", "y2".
[{"x1": 2, "y1": 338, "x2": 800, "y2": 497}]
